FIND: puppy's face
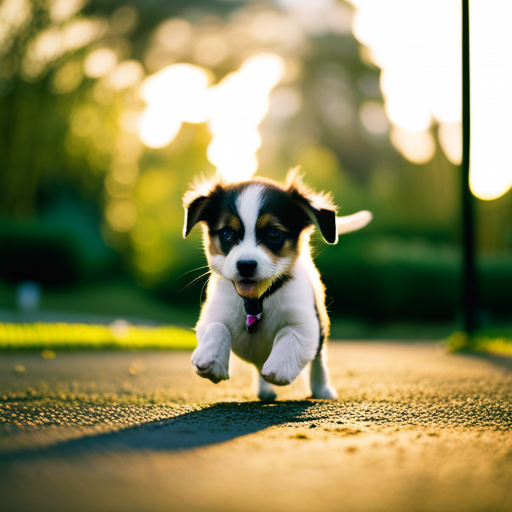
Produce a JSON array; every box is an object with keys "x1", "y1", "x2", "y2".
[{"x1": 183, "y1": 173, "x2": 337, "y2": 299}]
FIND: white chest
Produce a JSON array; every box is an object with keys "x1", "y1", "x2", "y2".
[
  {"x1": 197, "y1": 257, "x2": 322, "y2": 369},
  {"x1": 227, "y1": 294, "x2": 291, "y2": 368}
]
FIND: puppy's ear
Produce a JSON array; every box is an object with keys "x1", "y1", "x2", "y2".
[
  {"x1": 182, "y1": 175, "x2": 221, "y2": 238},
  {"x1": 286, "y1": 167, "x2": 338, "y2": 244},
  {"x1": 183, "y1": 194, "x2": 209, "y2": 238}
]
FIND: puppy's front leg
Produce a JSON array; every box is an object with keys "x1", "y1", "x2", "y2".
[
  {"x1": 261, "y1": 326, "x2": 317, "y2": 386},
  {"x1": 191, "y1": 322, "x2": 231, "y2": 384}
]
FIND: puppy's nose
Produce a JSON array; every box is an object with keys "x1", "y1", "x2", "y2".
[{"x1": 237, "y1": 260, "x2": 257, "y2": 278}]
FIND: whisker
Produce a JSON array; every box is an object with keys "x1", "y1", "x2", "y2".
[
  {"x1": 179, "y1": 270, "x2": 211, "y2": 294},
  {"x1": 200, "y1": 274, "x2": 211, "y2": 304},
  {"x1": 176, "y1": 265, "x2": 210, "y2": 280}
]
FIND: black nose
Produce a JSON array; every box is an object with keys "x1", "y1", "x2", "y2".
[{"x1": 237, "y1": 260, "x2": 257, "y2": 278}]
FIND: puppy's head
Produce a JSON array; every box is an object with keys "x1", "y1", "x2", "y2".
[{"x1": 183, "y1": 170, "x2": 337, "y2": 299}]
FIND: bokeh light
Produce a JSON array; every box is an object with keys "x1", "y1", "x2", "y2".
[
  {"x1": 390, "y1": 127, "x2": 435, "y2": 165},
  {"x1": 2, "y1": 0, "x2": 512, "y2": 317},
  {"x1": 348, "y1": 0, "x2": 512, "y2": 201},
  {"x1": 347, "y1": 0, "x2": 461, "y2": 166},
  {"x1": 84, "y1": 48, "x2": 118, "y2": 78},
  {"x1": 207, "y1": 53, "x2": 285, "y2": 182},
  {"x1": 139, "y1": 108, "x2": 182, "y2": 149},
  {"x1": 469, "y1": 0, "x2": 512, "y2": 200},
  {"x1": 0, "y1": 0, "x2": 32, "y2": 56},
  {"x1": 359, "y1": 101, "x2": 389, "y2": 136},
  {"x1": 138, "y1": 63, "x2": 211, "y2": 148},
  {"x1": 107, "y1": 60, "x2": 144, "y2": 90},
  {"x1": 49, "y1": 0, "x2": 88, "y2": 23},
  {"x1": 138, "y1": 54, "x2": 285, "y2": 182}
]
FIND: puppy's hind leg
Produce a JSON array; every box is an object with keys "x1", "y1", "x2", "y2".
[
  {"x1": 310, "y1": 344, "x2": 338, "y2": 399},
  {"x1": 257, "y1": 372, "x2": 277, "y2": 402}
]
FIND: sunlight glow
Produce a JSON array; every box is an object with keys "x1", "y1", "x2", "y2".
[
  {"x1": 107, "y1": 60, "x2": 143, "y2": 90},
  {"x1": 50, "y1": 0, "x2": 88, "y2": 23},
  {"x1": 140, "y1": 64, "x2": 211, "y2": 123},
  {"x1": 139, "y1": 107, "x2": 182, "y2": 149},
  {"x1": 23, "y1": 18, "x2": 108, "y2": 78},
  {"x1": 390, "y1": 127, "x2": 435, "y2": 165},
  {"x1": 348, "y1": 0, "x2": 512, "y2": 200},
  {"x1": 208, "y1": 54, "x2": 285, "y2": 181},
  {"x1": 438, "y1": 122, "x2": 462, "y2": 166},
  {"x1": 194, "y1": 35, "x2": 229, "y2": 67},
  {"x1": 348, "y1": 0, "x2": 460, "y2": 166},
  {"x1": 154, "y1": 18, "x2": 192, "y2": 51},
  {"x1": 84, "y1": 48, "x2": 118, "y2": 78},
  {"x1": 138, "y1": 54, "x2": 285, "y2": 182},
  {"x1": 138, "y1": 63, "x2": 211, "y2": 148},
  {"x1": 0, "y1": 0, "x2": 32, "y2": 56},
  {"x1": 469, "y1": 0, "x2": 512, "y2": 200}
]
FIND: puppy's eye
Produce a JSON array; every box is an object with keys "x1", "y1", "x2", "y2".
[
  {"x1": 267, "y1": 230, "x2": 282, "y2": 242},
  {"x1": 221, "y1": 229, "x2": 234, "y2": 242}
]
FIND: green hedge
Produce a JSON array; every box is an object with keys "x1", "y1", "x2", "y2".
[{"x1": 315, "y1": 234, "x2": 512, "y2": 322}]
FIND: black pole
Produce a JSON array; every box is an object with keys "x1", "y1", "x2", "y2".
[{"x1": 461, "y1": 0, "x2": 479, "y2": 333}]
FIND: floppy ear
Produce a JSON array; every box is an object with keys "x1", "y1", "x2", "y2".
[
  {"x1": 286, "y1": 168, "x2": 338, "y2": 244},
  {"x1": 183, "y1": 174, "x2": 224, "y2": 238},
  {"x1": 183, "y1": 195, "x2": 209, "y2": 238},
  {"x1": 307, "y1": 207, "x2": 338, "y2": 244}
]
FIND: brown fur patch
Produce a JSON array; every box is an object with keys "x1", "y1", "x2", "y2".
[
  {"x1": 260, "y1": 238, "x2": 298, "y2": 264},
  {"x1": 227, "y1": 215, "x2": 242, "y2": 232},
  {"x1": 207, "y1": 233, "x2": 224, "y2": 257},
  {"x1": 256, "y1": 213, "x2": 288, "y2": 233},
  {"x1": 213, "y1": 212, "x2": 242, "y2": 232}
]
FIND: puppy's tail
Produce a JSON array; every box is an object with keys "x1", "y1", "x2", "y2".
[{"x1": 336, "y1": 210, "x2": 373, "y2": 235}]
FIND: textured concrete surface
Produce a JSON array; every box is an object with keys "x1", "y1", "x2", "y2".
[{"x1": 1, "y1": 341, "x2": 512, "y2": 512}]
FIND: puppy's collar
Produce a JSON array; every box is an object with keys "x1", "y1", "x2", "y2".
[{"x1": 240, "y1": 275, "x2": 290, "y2": 334}]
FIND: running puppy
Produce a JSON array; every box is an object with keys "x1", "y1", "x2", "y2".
[{"x1": 183, "y1": 170, "x2": 372, "y2": 400}]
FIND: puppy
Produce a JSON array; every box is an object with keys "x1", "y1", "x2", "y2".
[{"x1": 183, "y1": 169, "x2": 372, "y2": 401}]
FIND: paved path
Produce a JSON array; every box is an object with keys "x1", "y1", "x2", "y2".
[{"x1": 1, "y1": 342, "x2": 511, "y2": 512}]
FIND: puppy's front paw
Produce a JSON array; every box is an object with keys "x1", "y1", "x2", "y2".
[
  {"x1": 191, "y1": 349, "x2": 229, "y2": 384},
  {"x1": 261, "y1": 362, "x2": 301, "y2": 387}
]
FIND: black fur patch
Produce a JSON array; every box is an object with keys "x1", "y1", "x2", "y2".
[
  {"x1": 201, "y1": 183, "x2": 249, "y2": 254},
  {"x1": 257, "y1": 184, "x2": 312, "y2": 253},
  {"x1": 217, "y1": 226, "x2": 241, "y2": 255},
  {"x1": 242, "y1": 274, "x2": 291, "y2": 315},
  {"x1": 188, "y1": 179, "x2": 322, "y2": 255},
  {"x1": 314, "y1": 303, "x2": 327, "y2": 358}
]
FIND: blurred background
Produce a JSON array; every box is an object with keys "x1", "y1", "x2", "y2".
[{"x1": 1, "y1": 0, "x2": 511, "y2": 338}]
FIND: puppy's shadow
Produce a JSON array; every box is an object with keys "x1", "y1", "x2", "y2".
[{"x1": 2, "y1": 401, "x2": 321, "y2": 461}]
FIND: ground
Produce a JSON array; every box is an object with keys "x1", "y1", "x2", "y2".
[{"x1": 1, "y1": 341, "x2": 512, "y2": 512}]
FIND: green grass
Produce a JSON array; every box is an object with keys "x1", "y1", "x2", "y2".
[
  {"x1": 0, "y1": 322, "x2": 197, "y2": 351},
  {"x1": 446, "y1": 329, "x2": 512, "y2": 357}
]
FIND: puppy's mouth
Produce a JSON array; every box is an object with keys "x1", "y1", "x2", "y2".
[{"x1": 234, "y1": 278, "x2": 272, "y2": 299}]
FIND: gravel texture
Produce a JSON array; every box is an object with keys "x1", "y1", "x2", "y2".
[{"x1": 1, "y1": 341, "x2": 512, "y2": 512}]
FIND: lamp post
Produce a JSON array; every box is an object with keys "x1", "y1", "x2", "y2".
[{"x1": 461, "y1": 0, "x2": 479, "y2": 333}]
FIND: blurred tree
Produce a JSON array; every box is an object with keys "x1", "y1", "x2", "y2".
[{"x1": 0, "y1": 0, "x2": 510, "y2": 321}]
